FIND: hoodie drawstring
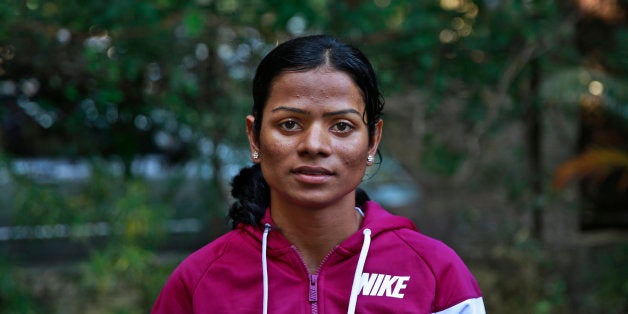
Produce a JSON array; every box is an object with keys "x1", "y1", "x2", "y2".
[
  {"x1": 262, "y1": 224, "x2": 271, "y2": 314},
  {"x1": 261, "y1": 214, "x2": 370, "y2": 314},
  {"x1": 347, "y1": 228, "x2": 372, "y2": 314}
]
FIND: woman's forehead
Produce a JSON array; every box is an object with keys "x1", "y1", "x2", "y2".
[{"x1": 268, "y1": 70, "x2": 362, "y2": 101}]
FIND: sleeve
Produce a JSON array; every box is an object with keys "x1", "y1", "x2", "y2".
[
  {"x1": 150, "y1": 268, "x2": 194, "y2": 314},
  {"x1": 432, "y1": 297, "x2": 485, "y2": 314},
  {"x1": 150, "y1": 232, "x2": 233, "y2": 313},
  {"x1": 429, "y1": 242, "x2": 485, "y2": 314}
]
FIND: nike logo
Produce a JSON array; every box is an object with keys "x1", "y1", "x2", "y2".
[{"x1": 358, "y1": 273, "x2": 410, "y2": 299}]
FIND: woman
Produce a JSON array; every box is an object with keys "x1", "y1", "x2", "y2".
[{"x1": 152, "y1": 35, "x2": 485, "y2": 314}]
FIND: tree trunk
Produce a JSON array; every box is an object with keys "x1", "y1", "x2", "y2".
[{"x1": 524, "y1": 58, "x2": 543, "y2": 239}]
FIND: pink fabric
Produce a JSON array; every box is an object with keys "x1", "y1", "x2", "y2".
[{"x1": 151, "y1": 201, "x2": 482, "y2": 313}]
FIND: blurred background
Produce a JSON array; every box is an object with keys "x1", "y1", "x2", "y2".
[{"x1": 1, "y1": 0, "x2": 627, "y2": 313}]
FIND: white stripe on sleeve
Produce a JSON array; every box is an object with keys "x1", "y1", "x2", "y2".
[{"x1": 432, "y1": 297, "x2": 485, "y2": 314}]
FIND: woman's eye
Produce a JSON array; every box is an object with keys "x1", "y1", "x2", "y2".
[
  {"x1": 280, "y1": 120, "x2": 299, "y2": 131},
  {"x1": 331, "y1": 122, "x2": 353, "y2": 133}
]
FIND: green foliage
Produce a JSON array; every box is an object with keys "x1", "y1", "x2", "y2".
[
  {"x1": 109, "y1": 179, "x2": 170, "y2": 246},
  {"x1": 420, "y1": 134, "x2": 464, "y2": 176},
  {"x1": 2, "y1": 159, "x2": 219, "y2": 312},
  {"x1": 9, "y1": 161, "x2": 122, "y2": 226},
  {"x1": 585, "y1": 244, "x2": 628, "y2": 313},
  {"x1": 1, "y1": 0, "x2": 261, "y2": 159},
  {"x1": 0, "y1": 261, "x2": 42, "y2": 314},
  {"x1": 79, "y1": 244, "x2": 173, "y2": 313},
  {"x1": 471, "y1": 238, "x2": 569, "y2": 314}
]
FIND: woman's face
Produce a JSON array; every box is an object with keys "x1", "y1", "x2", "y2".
[{"x1": 247, "y1": 67, "x2": 382, "y2": 210}]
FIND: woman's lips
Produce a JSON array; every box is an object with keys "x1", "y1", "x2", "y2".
[{"x1": 291, "y1": 166, "x2": 334, "y2": 184}]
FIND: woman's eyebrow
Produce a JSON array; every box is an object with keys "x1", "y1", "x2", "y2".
[
  {"x1": 322, "y1": 109, "x2": 362, "y2": 117},
  {"x1": 270, "y1": 106, "x2": 309, "y2": 114}
]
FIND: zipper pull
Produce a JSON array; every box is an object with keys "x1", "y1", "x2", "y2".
[{"x1": 309, "y1": 274, "x2": 318, "y2": 302}]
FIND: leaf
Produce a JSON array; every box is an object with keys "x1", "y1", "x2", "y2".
[{"x1": 183, "y1": 11, "x2": 204, "y2": 38}]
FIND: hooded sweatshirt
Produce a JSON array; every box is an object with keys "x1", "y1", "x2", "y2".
[{"x1": 151, "y1": 201, "x2": 485, "y2": 313}]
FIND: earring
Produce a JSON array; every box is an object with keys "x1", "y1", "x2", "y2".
[
  {"x1": 367, "y1": 155, "x2": 374, "y2": 164},
  {"x1": 253, "y1": 151, "x2": 260, "y2": 160}
]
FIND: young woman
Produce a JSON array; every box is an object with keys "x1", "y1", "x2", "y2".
[{"x1": 152, "y1": 35, "x2": 485, "y2": 314}]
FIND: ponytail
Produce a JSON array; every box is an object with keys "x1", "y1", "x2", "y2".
[{"x1": 227, "y1": 164, "x2": 269, "y2": 229}]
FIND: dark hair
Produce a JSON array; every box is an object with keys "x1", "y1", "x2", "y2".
[{"x1": 228, "y1": 34, "x2": 383, "y2": 229}]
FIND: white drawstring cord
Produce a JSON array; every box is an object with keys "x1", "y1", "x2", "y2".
[
  {"x1": 347, "y1": 228, "x2": 371, "y2": 314},
  {"x1": 262, "y1": 224, "x2": 271, "y2": 314},
  {"x1": 354, "y1": 206, "x2": 365, "y2": 217}
]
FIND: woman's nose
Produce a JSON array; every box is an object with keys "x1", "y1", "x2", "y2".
[{"x1": 298, "y1": 124, "x2": 332, "y2": 157}]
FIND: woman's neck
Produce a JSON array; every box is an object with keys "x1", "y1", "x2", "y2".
[{"x1": 270, "y1": 196, "x2": 363, "y2": 273}]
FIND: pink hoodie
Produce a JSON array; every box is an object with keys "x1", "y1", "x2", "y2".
[{"x1": 152, "y1": 201, "x2": 484, "y2": 313}]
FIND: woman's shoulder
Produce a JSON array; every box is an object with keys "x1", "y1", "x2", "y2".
[
  {"x1": 364, "y1": 202, "x2": 470, "y2": 270},
  {"x1": 151, "y1": 229, "x2": 251, "y2": 313},
  {"x1": 169, "y1": 229, "x2": 251, "y2": 283},
  {"x1": 392, "y1": 229, "x2": 481, "y2": 291},
  {"x1": 392, "y1": 228, "x2": 453, "y2": 252},
  {"x1": 384, "y1": 228, "x2": 483, "y2": 310},
  {"x1": 386, "y1": 228, "x2": 479, "y2": 280}
]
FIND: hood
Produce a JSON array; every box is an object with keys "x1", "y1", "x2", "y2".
[
  {"x1": 342, "y1": 201, "x2": 417, "y2": 253},
  {"x1": 237, "y1": 200, "x2": 418, "y2": 255}
]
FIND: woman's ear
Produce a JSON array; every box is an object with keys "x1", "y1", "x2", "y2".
[
  {"x1": 368, "y1": 119, "x2": 383, "y2": 158},
  {"x1": 246, "y1": 115, "x2": 261, "y2": 162}
]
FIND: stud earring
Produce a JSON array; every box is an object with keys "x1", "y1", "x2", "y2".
[
  {"x1": 367, "y1": 155, "x2": 374, "y2": 164},
  {"x1": 253, "y1": 151, "x2": 260, "y2": 160}
]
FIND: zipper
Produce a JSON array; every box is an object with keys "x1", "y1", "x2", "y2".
[
  {"x1": 309, "y1": 274, "x2": 319, "y2": 314},
  {"x1": 292, "y1": 245, "x2": 338, "y2": 314}
]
